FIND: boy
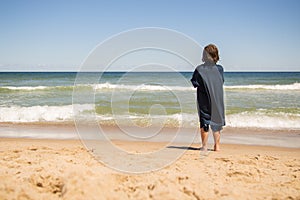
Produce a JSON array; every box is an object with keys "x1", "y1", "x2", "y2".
[{"x1": 191, "y1": 44, "x2": 225, "y2": 151}]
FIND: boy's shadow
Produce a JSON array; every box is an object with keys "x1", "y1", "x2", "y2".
[{"x1": 167, "y1": 146, "x2": 214, "y2": 151}]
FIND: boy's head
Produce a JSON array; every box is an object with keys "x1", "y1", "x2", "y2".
[{"x1": 202, "y1": 44, "x2": 219, "y2": 65}]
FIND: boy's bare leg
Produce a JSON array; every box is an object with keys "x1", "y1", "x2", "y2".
[
  {"x1": 200, "y1": 128, "x2": 208, "y2": 151},
  {"x1": 213, "y1": 131, "x2": 221, "y2": 151}
]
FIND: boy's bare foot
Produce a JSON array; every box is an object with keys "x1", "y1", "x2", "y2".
[
  {"x1": 199, "y1": 146, "x2": 208, "y2": 151},
  {"x1": 214, "y1": 144, "x2": 220, "y2": 151},
  {"x1": 199, "y1": 146, "x2": 209, "y2": 157}
]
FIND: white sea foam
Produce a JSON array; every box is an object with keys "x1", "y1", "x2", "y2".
[
  {"x1": 0, "y1": 83, "x2": 193, "y2": 91},
  {"x1": 0, "y1": 105, "x2": 299, "y2": 130},
  {"x1": 93, "y1": 83, "x2": 193, "y2": 91},
  {"x1": 0, "y1": 104, "x2": 94, "y2": 122},
  {"x1": 225, "y1": 82, "x2": 300, "y2": 90},
  {"x1": 2, "y1": 86, "x2": 50, "y2": 90},
  {"x1": 1, "y1": 85, "x2": 75, "y2": 91},
  {"x1": 1, "y1": 82, "x2": 299, "y2": 92},
  {"x1": 226, "y1": 112, "x2": 300, "y2": 129},
  {"x1": 0, "y1": 105, "x2": 198, "y2": 127}
]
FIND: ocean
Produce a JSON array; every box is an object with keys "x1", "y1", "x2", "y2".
[{"x1": 0, "y1": 72, "x2": 299, "y2": 130}]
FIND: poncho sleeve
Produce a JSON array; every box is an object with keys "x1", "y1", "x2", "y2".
[{"x1": 191, "y1": 69, "x2": 201, "y2": 88}]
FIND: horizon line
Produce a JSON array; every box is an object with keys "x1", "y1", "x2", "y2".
[{"x1": 0, "y1": 70, "x2": 300, "y2": 73}]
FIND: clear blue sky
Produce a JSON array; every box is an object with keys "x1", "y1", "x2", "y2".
[{"x1": 0, "y1": 0, "x2": 299, "y2": 71}]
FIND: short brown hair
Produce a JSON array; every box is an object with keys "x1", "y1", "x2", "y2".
[{"x1": 202, "y1": 44, "x2": 219, "y2": 64}]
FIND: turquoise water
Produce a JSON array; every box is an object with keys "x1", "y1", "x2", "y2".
[{"x1": 0, "y1": 72, "x2": 299, "y2": 130}]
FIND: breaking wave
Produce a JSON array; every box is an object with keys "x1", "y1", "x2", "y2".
[
  {"x1": 1, "y1": 82, "x2": 299, "y2": 92},
  {"x1": 0, "y1": 105, "x2": 299, "y2": 130}
]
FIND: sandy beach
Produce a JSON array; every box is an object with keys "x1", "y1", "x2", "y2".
[
  {"x1": 1, "y1": 0, "x2": 300, "y2": 199},
  {"x1": 0, "y1": 125, "x2": 299, "y2": 200}
]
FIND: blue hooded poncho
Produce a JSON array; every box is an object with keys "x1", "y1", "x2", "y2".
[{"x1": 191, "y1": 64, "x2": 225, "y2": 129}]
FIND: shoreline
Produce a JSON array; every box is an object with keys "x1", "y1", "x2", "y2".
[
  {"x1": 0, "y1": 122, "x2": 299, "y2": 148},
  {"x1": 1, "y1": 137, "x2": 299, "y2": 152}
]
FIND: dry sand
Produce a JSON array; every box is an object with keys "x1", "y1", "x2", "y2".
[{"x1": 0, "y1": 138, "x2": 299, "y2": 200}]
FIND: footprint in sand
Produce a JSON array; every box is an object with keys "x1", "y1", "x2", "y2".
[
  {"x1": 29, "y1": 174, "x2": 65, "y2": 196},
  {"x1": 215, "y1": 157, "x2": 232, "y2": 163},
  {"x1": 227, "y1": 171, "x2": 252, "y2": 177}
]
